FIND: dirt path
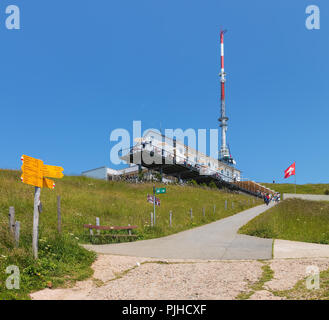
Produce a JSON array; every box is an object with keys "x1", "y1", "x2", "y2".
[{"x1": 30, "y1": 254, "x2": 329, "y2": 300}]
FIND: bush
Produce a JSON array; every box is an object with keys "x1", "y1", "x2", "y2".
[
  {"x1": 324, "y1": 189, "x2": 329, "y2": 195},
  {"x1": 189, "y1": 180, "x2": 198, "y2": 187},
  {"x1": 138, "y1": 172, "x2": 144, "y2": 181},
  {"x1": 209, "y1": 181, "x2": 217, "y2": 189}
]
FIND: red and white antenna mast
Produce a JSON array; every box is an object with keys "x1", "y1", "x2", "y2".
[{"x1": 219, "y1": 29, "x2": 235, "y2": 165}]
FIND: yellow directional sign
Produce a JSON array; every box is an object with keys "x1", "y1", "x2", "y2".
[
  {"x1": 43, "y1": 165, "x2": 64, "y2": 179},
  {"x1": 20, "y1": 155, "x2": 64, "y2": 189},
  {"x1": 43, "y1": 178, "x2": 55, "y2": 189},
  {"x1": 21, "y1": 175, "x2": 43, "y2": 188},
  {"x1": 21, "y1": 155, "x2": 44, "y2": 188}
]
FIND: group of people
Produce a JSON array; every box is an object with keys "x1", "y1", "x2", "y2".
[{"x1": 262, "y1": 192, "x2": 281, "y2": 205}]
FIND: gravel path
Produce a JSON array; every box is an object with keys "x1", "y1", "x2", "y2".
[
  {"x1": 30, "y1": 254, "x2": 329, "y2": 300},
  {"x1": 29, "y1": 203, "x2": 329, "y2": 300}
]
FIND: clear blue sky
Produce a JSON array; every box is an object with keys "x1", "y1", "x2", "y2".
[{"x1": 0, "y1": 0, "x2": 328, "y2": 184}]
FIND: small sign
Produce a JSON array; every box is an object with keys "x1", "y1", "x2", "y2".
[
  {"x1": 155, "y1": 188, "x2": 166, "y2": 194},
  {"x1": 43, "y1": 165, "x2": 64, "y2": 179},
  {"x1": 43, "y1": 178, "x2": 55, "y2": 189},
  {"x1": 21, "y1": 155, "x2": 44, "y2": 187},
  {"x1": 147, "y1": 194, "x2": 161, "y2": 206},
  {"x1": 21, "y1": 175, "x2": 43, "y2": 188},
  {"x1": 147, "y1": 194, "x2": 153, "y2": 204}
]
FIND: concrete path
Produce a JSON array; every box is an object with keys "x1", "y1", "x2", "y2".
[
  {"x1": 274, "y1": 239, "x2": 329, "y2": 259},
  {"x1": 283, "y1": 193, "x2": 329, "y2": 201},
  {"x1": 84, "y1": 203, "x2": 274, "y2": 260}
]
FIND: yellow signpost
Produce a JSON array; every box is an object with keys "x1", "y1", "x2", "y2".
[
  {"x1": 21, "y1": 155, "x2": 64, "y2": 189},
  {"x1": 43, "y1": 165, "x2": 64, "y2": 179},
  {"x1": 20, "y1": 155, "x2": 64, "y2": 259},
  {"x1": 21, "y1": 155, "x2": 44, "y2": 188},
  {"x1": 43, "y1": 178, "x2": 55, "y2": 189}
]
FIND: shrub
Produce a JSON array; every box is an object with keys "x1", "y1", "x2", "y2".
[
  {"x1": 189, "y1": 179, "x2": 198, "y2": 187},
  {"x1": 209, "y1": 181, "x2": 217, "y2": 189},
  {"x1": 324, "y1": 189, "x2": 329, "y2": 195}
]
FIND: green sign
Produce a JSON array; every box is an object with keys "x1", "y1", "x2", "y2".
[{"x1": 156, "y1": 188, "x2": 166, "y2": 194}]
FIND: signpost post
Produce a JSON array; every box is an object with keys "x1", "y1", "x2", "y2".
[
  {"x1": 21, "y1": 155, "x2": 64, "y2": 259},
  {"x1": 153, "y1": 186, "x2": 156, "y2": 226},
  {"x1": 147, "y1": 186, "x2": 166, "y2": 227}
]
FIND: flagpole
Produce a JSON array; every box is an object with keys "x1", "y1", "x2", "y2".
[{"x1": 294, "y1": 173, "x2": 296, "y2": 194}]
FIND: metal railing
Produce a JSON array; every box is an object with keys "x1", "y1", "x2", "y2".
[{"x1": 122, "y1": 143, "x2": 238, "y2": 183}]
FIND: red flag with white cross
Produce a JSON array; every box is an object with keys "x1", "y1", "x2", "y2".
[{"x1": 284, "y1": 162, "x2": 295, "y2": 179}]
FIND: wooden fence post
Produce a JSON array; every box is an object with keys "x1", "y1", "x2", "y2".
[
  {"x1": 96, "y1": 217, "x2": 100, "y2": 235},
  {"x1": 190, "y1": 208, "x2": 193, "y2": 220},
  {"x1": 213, "y1": 205, "x2": 216, "y2": 214},
  {"x1": 57, "y1": 195, "x2": 61, "y2": 233},
  {"x1": 169, "y1": 211, "x2": 172, "y2": 227},
  {"x1": 225, "y1": 200, "x2": 227, "y2": 210},
  {"x1": 202, "y1": 207, "x2": 205, "y2": 217},
  {"x1": 232, "y1": 201, "x2": 234, "y2": 209},
  {"x1": 32, "y1": 187, "x2": 41, "y2": 259},
  {"x1": 150, "y1": 212, "x2": 153, "y2": 227},
  {"x1": 9, "y1": 206, "x2": 15, "y2": 234},
  {"x1": 15, "y1": 221, "x2": 20, "y2": 248}
]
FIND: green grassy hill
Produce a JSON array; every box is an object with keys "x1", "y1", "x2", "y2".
[
  {"x1": 262, "y1": 183, "x2": 329, "y2": 195},
  {"x1": 0, "y1": 169, "x2": 261, "y2": 299},
  {"x1": 239, "y1": 198, "x2": 329, "y2": 244}
]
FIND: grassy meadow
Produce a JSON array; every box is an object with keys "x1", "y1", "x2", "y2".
[
  {"x1": 239, "y1": 199, "x2": 329, "y2": 244},
  {"x1": 262, "y1": 183, "x2": 329, "y2": 195},
  {"x1": 0, "y1": 169, "x2": 261, "y2": 299}
]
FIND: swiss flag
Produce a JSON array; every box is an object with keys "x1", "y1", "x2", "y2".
[{"x1": 284, "y1": 162, "x2": 295, "y2": 179}]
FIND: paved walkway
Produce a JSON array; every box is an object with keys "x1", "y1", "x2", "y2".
[
  {"x1": 283, "y1": 193, "x2": 329, "y2": 201},
  {"x1": 274, "y1": 239, "x2": 329, "y2": 259},
  {"x1": 84, "y1": 203, "x2": 274, "y2": 260}
]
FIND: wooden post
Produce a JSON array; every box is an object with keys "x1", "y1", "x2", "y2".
[
  {"x1": 96, "y1": 217, "x2": 100, "y2": 235},
  {"x1": 225, "y1": 200, "x2": 227, "y2": 210},
  {"x1": 213, "y1": 204, "x2": 216, "y2": 214},
  {"x1": 128, "y1": 224, "x2": 132, "y2": 236},
  {"x1": 150, "y1": 212, "x2": 153, "y2": 227},
  {"x1": 153, "y1": 186, "x2": 156, "y2": 226},
  {"x1": 190, "y1": 208, "x2": 193, "y2": 220},
  {"x1": 32, "y1": 187, "x2": 41, "y2": 259},
  {"x1": 169, "y1": 211, "x2": 172, "y2": 227},
  {"x1": 9, "y1": 206, "x2": 15, "y2": 234},
  {"x1": 14, "y1": 221, "x2": 20, "y2": 248},
  {"x1": 202, "y1": 207, "x2": 205, "y2": 217},
  {"x1": 232, "y1": 201, "x2": 234, "y2": 209},
  {"x1": 57, "y1": 195, "x2": 61, "y2": 233}
]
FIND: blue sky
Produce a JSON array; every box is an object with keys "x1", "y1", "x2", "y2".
[{"x1": 0, "y1": 0, "x2": 327, "y2": 183}]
